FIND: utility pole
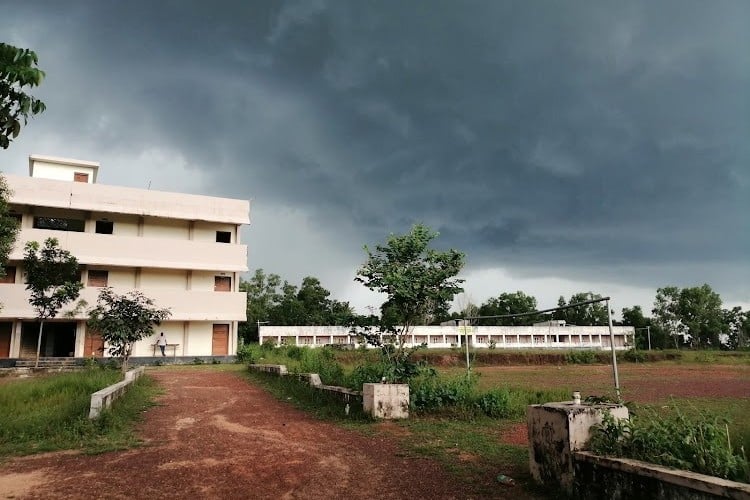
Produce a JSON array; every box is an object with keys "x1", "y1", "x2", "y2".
[{"x1": 606, "y1": 299, "x2": 621, "y2": 402}]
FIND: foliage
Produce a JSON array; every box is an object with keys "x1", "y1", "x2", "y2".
[
  {"x1": 477, "y1": 291, "x2": 539, "y2": 325},
  {"x1": 590, "y1": 408, "x2": 749, "y2": 482},
  {"x1": 554, "y1": 292, "x2": 609, "y2": 325},
  {"x1": 239, "y1": 269, "x2": 357, "y2": 342},
  {"x1": 87, "y1": 287, "x2": 171, "y2": 372},
  {"x1": 0, "y1": 43, "x2": 46, "y2": 149},
  {"x1": 0, "y1": 368, "x2": 157, "y2": 457},
  {"x1": 356, "y1": 224, "x2": 465, "y2": 331},
  {"x1": 653, "y1": 284, "x2": 724, "y2": 348},
  {"x1": 23, "y1": 238, "x2": 83, "y2": 366},
  {"x1": 355, "y1": 224, "x2": 464, "y2": 382},
  {"x1": 564, "y1": 350, "x2": 598, "y2": 364},
  {"x1": 0, "y1": 175, "x2": 19, "y2": 293},
  {"x1": 620, "y1": 349, "x2": 646, "y2": 363}
]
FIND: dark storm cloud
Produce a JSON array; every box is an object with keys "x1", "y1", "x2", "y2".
[{"x1": 2, "y1": 1, "x2": 748, "y2": 298}]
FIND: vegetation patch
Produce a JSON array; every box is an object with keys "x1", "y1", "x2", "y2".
[
  {"x1": 590, "y1": 406, "x2": 750, "y2": 483},
  {"x1": 0, "y1": 368, "x2": 159, "y2": 457}
]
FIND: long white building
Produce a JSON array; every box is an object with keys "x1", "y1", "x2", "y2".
[
  {"x1": 0, "y1": 155, "x2": 249, "y2": 361},
  {"x1": 260, "y1": 324, "x2": 635, "y2": 350}
]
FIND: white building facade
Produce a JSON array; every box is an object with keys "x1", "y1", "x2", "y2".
[
  {"x1": 0, "y1": 155, "x2": 249, "y2": 360},
  {"x1": 260, "y1": 324, "x2": 635, "y2": 350}
]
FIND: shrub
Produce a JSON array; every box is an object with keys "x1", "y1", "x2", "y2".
[
  {"x1": 298, "y1": 347, "x2": 345, "y2": 386},
  {"x1": 620, "y1": 349, "x2": 646, "y2": 363},
  {"x1": 590, "y1": 408, "x2": 749, "y2": 482},
  {"x1": 236, "y1": 344, "x2": 256, "y2": 364},
  {"x1": 410, "y1": 375, "x2": 475, "y2": 412},
  {"x1": 476, "y1": 388, "x2": 512, "y2": 418},
  {"x1": 565, "y1": 350, "x2": 598, "y2": 364}
]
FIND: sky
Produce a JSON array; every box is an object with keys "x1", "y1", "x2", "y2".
[{"x1": 1, "y1": 1, "x2": 748, "y2": 317}]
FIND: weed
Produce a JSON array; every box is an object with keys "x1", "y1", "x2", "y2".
[
  {"x1": 590, "y1": 407, "x2": 749, "y2": 482},
  {"x1": 565, "y1": 350, "x2": 598, "y2": 364}
]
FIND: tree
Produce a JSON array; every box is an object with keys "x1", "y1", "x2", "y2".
[
  {"x1": 23, "y1": 238, "x2": 83, "y2": 367},
  {"x1": 87, "y1": 287, "x2": 171, "y2": 372},
  {"x1": 562, "y1": 292, "x2": 609, "y2": 325},
  {"x1": 678, "y1": 284, "x2": 723, "y2": 347},
  {"x1": 0, "y1": 175, "x2": 19, "y2": 288},
  {"x1": 1, "y1": 43, "x2": 46, "y2": 149},
  {"x1": 721, "y1": 306, "x2": 747, "y2": 350},
  {"x1": 355, "y1": 224, "x2": 465, "y2": 381},
  {"x1": 239, "y1": 269, "x2": 282, "y2": 342},
  {"x1": 653, "y1": 284, "x2": 724, "y2": 348},
  {"x1": 477, "y1": 291, "x2": 539, "y2": 326}
]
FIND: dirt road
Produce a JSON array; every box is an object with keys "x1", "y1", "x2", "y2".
[{"x1": 0, "y1": 368, "x2": 523, "y2": 499}]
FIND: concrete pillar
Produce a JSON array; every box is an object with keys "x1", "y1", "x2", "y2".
[
  {"x1": 527, "y1": 401, "x2": 629, "y2": 493},
  {"x1": 363, "y1": 383, "x2": 409, "y2": 419}
]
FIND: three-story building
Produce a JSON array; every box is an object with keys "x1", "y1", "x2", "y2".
[{"x1": 0, "y1": 155, "x2": 249, "y2": 361}]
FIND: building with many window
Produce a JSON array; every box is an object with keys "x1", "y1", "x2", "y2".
[
  {"x1": 259, "y1": 324, "x2": 635, "y2": 350},
  {"x1": 0, "y1": 155, "x2": 249, "y2": 362}
]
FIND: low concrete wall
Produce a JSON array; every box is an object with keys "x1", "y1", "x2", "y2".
[
  {"x1": 88, "y1": 366, "x2": 145, "y2": 419},
  {"x1": 574, "y1": 451, "x2": 750, "y2": 499},
  {"x1": 527, "y1": 401, "x2": 629, "y2": 492},
  {"x1": 247, "y1": 364, "x2": 364, "y2": 406}
]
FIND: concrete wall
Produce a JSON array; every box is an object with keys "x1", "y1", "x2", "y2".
[{"x1": 573, "y1": 452, "x2": 750, "y2": 499}]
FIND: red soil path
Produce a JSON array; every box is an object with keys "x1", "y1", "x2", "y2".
[{"x1": 0, "y1": 369, "x2": 529, "y2": 500}]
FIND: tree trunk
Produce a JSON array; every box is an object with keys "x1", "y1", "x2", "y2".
[{"x1": 34, "y1": 320, "x2": 45, "y2": 368}]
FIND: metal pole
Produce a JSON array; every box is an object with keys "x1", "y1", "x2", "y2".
[
  {"x1": 647, "y1": 326, "x2": 651, "y2": 351},
  {"x1": 464, "y1": 319, "x2": 471, "y2": 379},
  {"x1": 606, "y1": 299, "x2": 621, "y2": 401}
]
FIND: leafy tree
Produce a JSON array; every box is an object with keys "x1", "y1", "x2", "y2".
[
  {"x1": 239, "y1": 269, "x2": 282, "y2": 342},
  {"x1": 653, "y1": 284, "x2": 724, "y2": 348},
  {"x1": 239, "y1": 269, "x2": 357, "y2": 342},
  {"x1": 678, "y1": 284, "x2": 723, "y2": 347},
  {"x1": 563, "y1": 292, "x2": 609, "y2": 325},
  {"x1": 0, "y1": 175, "x2": 19, "y2": 288},
  {"x1": 652, "y1": 286, "x2": 685, "y2": 348},
  {"x1": 477, "y1": 291, "x2": 539, "y2": 326},
  {"x1": 23, "y1": 238, "x2": 83, "y2": 367},
  {"x1": 0, "y1": 43, "x2": 46, "y2": 149},
  {"x1": 355, "y1": 224, "x2": 465, "y2": 382},
  {"x1": 721, "y1": 306, "x2": 747, "y2": 350},
  {"x1": 87, "y1": 287, "x2": 171, "y2": 372},
  {"x1": 620, "y1": 305, "x2": 668, "y2": 350}
]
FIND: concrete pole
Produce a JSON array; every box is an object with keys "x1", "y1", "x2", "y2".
[
  {"x1": 606, "y1": 300, "x2": 621, "y2": 401},
  {"x1": 647, "y1": 325, "x2": 652, "y2": 351}
]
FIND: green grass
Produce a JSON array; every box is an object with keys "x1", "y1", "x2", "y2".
[{"x1": 0, "y1": 368, "x2": 160, "y2": 458}]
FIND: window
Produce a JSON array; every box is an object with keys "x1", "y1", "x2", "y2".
[
  {"x1": 0, "y1": 266, "x2": 15, "y2": 284},
  {"x1": 33, "y1": 216, "x2": 85, "y2": 232},
  {"x1": 214, "y1": 276, "x2": 231, "y2": 292},
  {"x1": 88, "y1": 270, "x2": 108, "y2": 287},
  {"x1": 74, "y1": 172, "x2": 89, "y2": 183},
  {"x1": 8, "y1": 213, "x2": 21, "y2": 225},
  {"x1": 95, "y1": 220, "x2": 114, "y2": 234},
  {"x1": 216, "y1": 231, "x2": 231, "y2": 243}
]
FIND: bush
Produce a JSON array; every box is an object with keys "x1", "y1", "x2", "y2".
[
  {"x1": 620, "y1": 349, "x2": 646, "y2": 363},
  {"x1": 236, "y1": 344, "x2": 256, "y2": 364},
  {"x1": 590, "y1": 408, "x2": 749, "y2": 482},
  {"x1": 565, "y1": 350, "x2": 598, "y2": 364},
  {"x1": 476, "y1": 388, "x2": 512, "y2": 418},
  {"x1": 410, "y1": 376, "x2": 475, "y2": 412},
  {"x1": 298, "y1": 347, "x2": 345, "y2": 386}
]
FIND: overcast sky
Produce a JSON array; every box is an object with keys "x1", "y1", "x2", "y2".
[{"x1": 2, "y1": 1, "x2": 748, "y2": 316}]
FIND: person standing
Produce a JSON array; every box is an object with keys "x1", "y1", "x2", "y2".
[{"x1": 156, "y1": 332, "x2": 167, "y2": 356}]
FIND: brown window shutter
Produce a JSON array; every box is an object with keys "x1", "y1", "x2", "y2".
[
  {"x1": 0, "y1": 266, "x2": 15, "y2": 284},
  {"x1": 74, "y1": 172, "x2": 89, "y2": 183},
  {"x1": 214, "y1": 276, "x2": 231, "y2": 292},
  {"x1": 88, "y1": 270, "x2": 108, "y2": 287}
]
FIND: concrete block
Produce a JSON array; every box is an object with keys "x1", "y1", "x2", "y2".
[
  {"x1": 527, "y1": 401, "x2": 628, "y2": 492},
  {"x1": 362, "y1": 383, "x2": 409, "y2": 419}
]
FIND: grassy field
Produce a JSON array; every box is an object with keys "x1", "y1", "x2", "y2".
[{"x1": 0, "y1": 368, "x2": 159, "y2": 458}]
